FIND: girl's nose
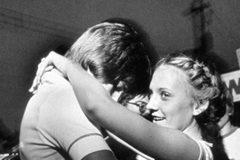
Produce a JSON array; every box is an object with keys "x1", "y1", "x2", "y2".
[{"x1": 146, "y1": 97, "x2": 159, "y2": 112}]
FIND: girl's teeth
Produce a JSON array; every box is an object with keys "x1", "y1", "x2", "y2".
[{"x1": 154, "y1": 117, "x2": 165, "y2": 121}]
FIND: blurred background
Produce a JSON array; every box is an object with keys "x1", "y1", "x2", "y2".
[{"x1": 0, "y1": 0, "x2": 240, "y2": 152}]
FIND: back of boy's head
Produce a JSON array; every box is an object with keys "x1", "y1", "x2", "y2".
[{"x1": 65, "y1": 21, "x2": 151, "y2": 105}]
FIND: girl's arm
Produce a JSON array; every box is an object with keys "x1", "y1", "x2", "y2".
[
  {"x1": 106, "y1": 131, "x2": 154, "y2": 160},
  {"x1": 32, "y1": 52, "x2": 200, "y2": 160}
]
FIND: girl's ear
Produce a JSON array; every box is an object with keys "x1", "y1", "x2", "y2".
[{"x1": 193, "y1": 100, "x2": 209, "y2": 116}]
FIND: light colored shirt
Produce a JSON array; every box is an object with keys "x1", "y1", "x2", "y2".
[
  {"x1": 222, "y1": 127, "x2": 240, "y2": 160},
  {"x1": 20, "y1": 71, "x2": 111, "y2": 160}
]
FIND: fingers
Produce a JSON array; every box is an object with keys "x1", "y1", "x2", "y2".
[
  {"x1": 29, "y1": 59, "x2": 46, "y2": 93},
  {"x1": 36, "y1": 58, "x2": 48, "y2": 84},
  {"x1": 45, "y1": 66, "x2": 54, "y2": 72},
  {"x1": 29, "y1": 56, "x2": 54, "y2": 93},
  {"x1": 29, "y1": 76, "x2": 38, "y2": 93}
]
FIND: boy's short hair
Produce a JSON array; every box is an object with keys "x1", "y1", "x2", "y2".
[{"x1": 65, "y1": 21, "x2": 151, "y2": 105}]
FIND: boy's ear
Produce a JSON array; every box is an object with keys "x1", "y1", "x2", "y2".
[
  {"x1": 87, "y1": 67, "x2": 114, "y2": 94},
  {"x1": 193, "y1": 100, "x2": 209, "y2": 116}
]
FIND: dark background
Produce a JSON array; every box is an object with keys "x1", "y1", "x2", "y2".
[{"x1": 0, "y1": 0, "x2": 240, "y2": 132}]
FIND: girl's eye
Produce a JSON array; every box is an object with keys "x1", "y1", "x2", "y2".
[{"x1": 161, "y1": 91, "x2": 170, "y2": 98}]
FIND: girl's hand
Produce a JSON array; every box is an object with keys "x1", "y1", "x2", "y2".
[{"x1": 29, "y1": 51, "x2": 71, "y2": 93}]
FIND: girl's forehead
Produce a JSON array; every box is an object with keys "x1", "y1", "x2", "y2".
[
  {"x1": 154, "y1": 65, "x2": 187, "y2": 81},
  {"x1": 152, "y1": 65, "x2": 191, "y2": 91}
]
